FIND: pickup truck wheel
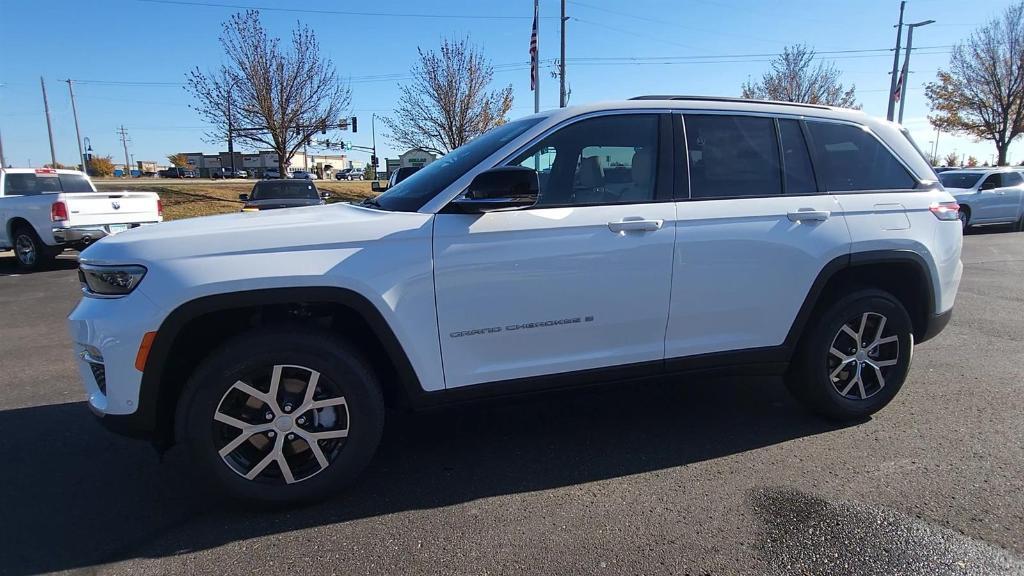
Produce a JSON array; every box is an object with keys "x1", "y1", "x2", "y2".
[
  {"x1": 178, "y1": 327, "x2": 385, "y2": 505},
  {"x1": 786, "y1": 289, "x2": 913, "y2": 421},
  {"x1": 13, "y1": 226, "x2": 55, "y2": 271}
]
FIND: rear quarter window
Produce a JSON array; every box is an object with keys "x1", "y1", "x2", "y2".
[{"x1": 807, "y1": 122, "x2": 917, "y2": 192}]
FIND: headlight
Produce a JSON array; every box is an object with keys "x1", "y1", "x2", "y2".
[{"x1": 78, "y1": 264, "x2": 147, "y2": 297}]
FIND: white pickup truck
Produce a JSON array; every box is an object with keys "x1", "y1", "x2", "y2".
[{"x1": 0, "y1": 168, "x2": 162, "y2": 270}]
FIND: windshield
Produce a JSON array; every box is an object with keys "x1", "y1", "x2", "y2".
[
  {"x1": 938, "y1": 172, "x2": 983, "y2": 189},
  {"x1": 250, "y1": 180, "x2": 318, "y2": 200},
  {"x1": 373, "y1": 116, "x2": 544, "y2": 212}
]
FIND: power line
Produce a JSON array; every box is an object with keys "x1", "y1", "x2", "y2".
[
  {"x1": 136, "y1": 0, "x2": 558, "y2": 20},
  {"x1": 567, "y1": 0, "x2": 783, "y2": 44}
]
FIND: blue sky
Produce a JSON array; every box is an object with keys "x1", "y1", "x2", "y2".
[{"x1": 1, "y1": 0, "x2": 1020, "y2": 168}]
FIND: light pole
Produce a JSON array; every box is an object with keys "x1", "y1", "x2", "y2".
[
  {"x1": 371, "y1": 113, "x2": 379, "y2": 180},
  {"x1": 897, "y1": 19, "x2": 935, "y2": 124},
  {"x1": 226, "y1": 76, "x2": 240, "y2": 176}
]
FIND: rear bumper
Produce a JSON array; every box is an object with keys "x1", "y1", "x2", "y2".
[
  {"x1": 918, "y1": 308, "x2": 953, "y2": 344},
  {"x1": 53, "y1": 222, "x2": 159, "y2": 245}
]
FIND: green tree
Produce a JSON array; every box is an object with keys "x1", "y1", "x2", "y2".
[{"x1": 926, "y1": 2, "x2": 1024, "y2": 166}]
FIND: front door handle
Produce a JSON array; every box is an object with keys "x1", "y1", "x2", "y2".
[
  {"x1": 608, "y1": 219, "x2": 664, "y2": 232},
  {"x1": 787, "y1": 209, "x2": 831, "y2": 222}
]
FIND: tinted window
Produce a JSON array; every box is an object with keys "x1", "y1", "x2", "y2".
[
  {"x1": 373, "y1": 116, "x2": 543, "y2": 212},
  {"x1": 251, "y1": 180, "x2": 319, "y2": 200},
  {"x1": 3, "y1": 173, "x2": 62, "y2": 195},
  {"x1": 778, "y1": 119, "x2": 817, "y2": 194},
  {"x1": 58, "y1": 173, "x2": 95, "y2": 192},
  {"x1": 1003, "y1": 171, "x2": 1023, "y2": 186},
  {"x1": 807, "y1": 122, "x2": 916, "y2": 191},
  {"x1": 685, "y1": 115, "x2": 781, "y2": 198},
  {"x1": 982, "y1": 174, "x2": 1000, "y2": 189},
  {"x1": 512, "y1": 114, "x2": 659, "y2": 206},
  {"x1": 938, "y1": 172, "x2": 984, "y2": 189}
]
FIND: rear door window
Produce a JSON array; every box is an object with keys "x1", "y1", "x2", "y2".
[
  {"x1": 806, "y1": 121, "x2": 916, "y2": 191},
  {"x1": 684, "y1": 114, "x2": 781, "y2": 198},
  {"x1": 1002, "y1": 171, "x2": 1023, "y2": 186}
]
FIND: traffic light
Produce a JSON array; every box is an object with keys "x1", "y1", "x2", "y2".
[
  {"x1": 321, "y1": 123, "x2": 327, "y2": 135},
  {"x1": 371, "y1": 155, "x2": 378, "y2": 167},
  {"x1": 351, "y1": 117, "x2": 358, "y2": 133}
]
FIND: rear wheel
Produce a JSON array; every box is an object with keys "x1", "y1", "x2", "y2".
[
  {"x1": 178, "y1": 327, "x2": 385, "y2": 504},
  {"x1": 958, "y1": 209, "x2": 970, "y2": 232},
  {"x1": 13, "y1": 225, "x2": 56, "y2": 271},
  {"x1": 786, "y1": 289, "x2": 913, "y2": 421}
]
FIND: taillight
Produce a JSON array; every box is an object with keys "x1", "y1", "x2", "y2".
[
  {"x1": 157, "y1": 199, "x2": 163, "y2": 217},
  {"x1": 929, "y1": 201, "x2": 960, "y2": 221},
  {"x1": 51, "y1": 201, "x2": 69, "y2": 221}
]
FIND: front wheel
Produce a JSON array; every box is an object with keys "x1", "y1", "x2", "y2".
[
  {"x1": 178, "y1": 328, "x2": 385, "y2": 504},
  {"x1": 959, "y1": 209, "x2": 970, "y2": 232},
  {"x1": 786, "y1": 289, "x2": 913, "y2": 421}
]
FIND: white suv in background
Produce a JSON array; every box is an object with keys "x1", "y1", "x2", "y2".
[{"x1": 69, "y1": 96, "x2": 962, "y2": 504}]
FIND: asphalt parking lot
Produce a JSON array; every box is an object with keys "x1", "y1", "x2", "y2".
[{"x1": 1, "y1": 230, "x2": 1022, "y2": 576}]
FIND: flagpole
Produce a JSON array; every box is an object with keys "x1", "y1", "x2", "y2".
[{"x1": 534, "y1": 0, "x2": 540, "y2": 114}]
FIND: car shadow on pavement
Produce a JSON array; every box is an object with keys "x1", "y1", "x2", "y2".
[
  {"x1": 0, "y1": 254, "x2": 79, "y2": 277},
  {"x1": 0, "y1": 375, "x2": 851, "y2": 575}
]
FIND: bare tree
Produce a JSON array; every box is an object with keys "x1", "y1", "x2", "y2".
[
  {"x1": 741, "y1": 44, "x2": 859, "y2": 108},
  {"x1": 186, "y1": 10, "x2": 351, "y2": 175},
  {"x1": 383, "y1": 37, "x2": 513, "y2": 155},
  {"x1": 925, "y1": 2, "x2": 1024, "y2": 166},
  {"x1": 167, "y1": 153, "x2": 189, "y2": 167},
  {"x1": 944, "y1": 151, "x2": 961, "y2": 167}
]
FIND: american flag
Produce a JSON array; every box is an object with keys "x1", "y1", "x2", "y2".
[{"x1": 529, "y1": 8, "x2": 538, "y2": 91}]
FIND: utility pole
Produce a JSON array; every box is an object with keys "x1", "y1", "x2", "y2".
[
  {"x1": 886, "y1": 1, "x2": 906, "y2": 121},
  {"x1": 371, "y1": 113, "x2": 378, "y2": 180},
  {"x1": 897, "y1": 20, "x2": 935, "y2": 124},
  {"x1": 117, "y1": 125, "x2": 131, "y2": 177},
  {"x1": 0, "y1": 128, "x2": 6, "y2": 168},
  {"x1": 65, "y1": 80, "x2": 86, "y2": 172},
  {"x1": 40, "y1": 77, "x2": 58, "y2": 167},
  {"x1": 559, "y1": 0, "x2": 567, "y2": 108}
]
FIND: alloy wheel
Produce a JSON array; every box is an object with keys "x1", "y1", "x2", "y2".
[
  {"x1": 827, "y1": 312, "x2": 900, "y2": 400},
  {"x1": 15, "y1": 234, "x2": 36, "y2": 267},
  {"x1": 213, "y1": 364, "x2": 350, "y2": 484}
]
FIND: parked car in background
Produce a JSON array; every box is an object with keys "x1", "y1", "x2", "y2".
[
  {"x1": 238, "y1": 179, "x2": 328, "y2": 211},
  {"x1": 159, "y1": 167, "x2": 195, "y2": 179},
  {"x1": 335, "y1": 168, "x2": 364, "y2": 181},
  {"x1": 211, "y1": 168, "x2": 247, "y2": 179},
  {"x1": 290, "y1": 170, "x2": 315, "y2": 180},
  {"x1": 0, "y1": 168, "x2": 162, "y2": 270},
  {"x1": 263, "y1": 168, "x2": 283, "y2": 179},
  {"x1": 71, "y1": 97, "x2": 962, "y2": 504},
  {"x1": 938, "y1": 168, "x2": 1024, "y2": 231}
]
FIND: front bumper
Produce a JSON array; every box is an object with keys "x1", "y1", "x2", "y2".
[
  {"x1": 53, "y1": 222, "x2": 158, "y2": 245},
  {"x1": 68, "y1": 287, "x2": 164, "y2": 436}
]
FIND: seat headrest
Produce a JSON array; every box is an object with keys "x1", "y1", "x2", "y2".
[
  {"x1": 631, "y1": 148, "x2": 654, "y2": 186},
  {"x1": 578, "y1": 156, "x2": 605, "y2": 187}
]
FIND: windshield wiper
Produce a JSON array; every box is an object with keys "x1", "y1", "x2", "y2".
[{"x1": 360, "y1": 197, "x2": 383, "y2": 209}]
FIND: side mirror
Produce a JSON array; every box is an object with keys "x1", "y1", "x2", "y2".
[
  {"x1": 980, "y1": 180, "x2": 997, "y2": 191},
  {"x1": 449, "y1": 167, "x2": 539, "y2": 214},
  {"x1": 371, "y1": 181, "x2": 386, "y2": 192},
  {"x1": 238, "y1": 194, "x2": 249, "y2": 201},
  {"x1": 320, "y1": 191, "x2": 331, "y2": 199}
]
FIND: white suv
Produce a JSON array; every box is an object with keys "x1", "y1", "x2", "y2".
[{"x1": 68, "y1": 97, "x2": 963, "y2": 504}]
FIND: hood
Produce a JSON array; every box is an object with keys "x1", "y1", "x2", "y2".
[
  {"x1": 80, "y1": 202, "x2": 431, "y2": 264},
  {"x1": 243, "y1": 197, "x2": 322, "y2": 210}
]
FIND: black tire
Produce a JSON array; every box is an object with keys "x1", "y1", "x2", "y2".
[
  {"x1": 786, "y1": 289, "x2": 913, "y2": 421},
  {"x1": 958, "y1": 208, "x2": 970, "y2": 233},
  {"x1": 13, "y1": 225, "x2": 56, "y2": 271},
  {"x1": 177, "y1": 327, "x2": 385, "y2": 505},
  {"x1": 1015, "y1": 211, "x2": 1024, "y2": 232}
]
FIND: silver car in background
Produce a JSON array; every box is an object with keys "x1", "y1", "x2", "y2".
[{"x1": 938, "y1": 168, "x2": 1024, "y2": 231}]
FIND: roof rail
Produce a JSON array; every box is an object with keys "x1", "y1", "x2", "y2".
[{"x1": 629, "y1": 95, "x2": 832, "y2": 110}]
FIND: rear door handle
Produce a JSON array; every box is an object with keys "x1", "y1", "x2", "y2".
[
  {"x1": 608, "y1": 219, "x2": 664, "y2": 232},
  {"x1": 787, "y1": 209, "x2": 831, "y2": 222}
]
